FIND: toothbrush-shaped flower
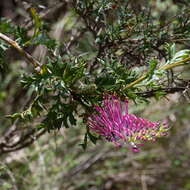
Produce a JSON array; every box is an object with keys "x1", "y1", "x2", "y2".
[{"x1": 88, "y1": 95, "x2": 169, "y2": 152}]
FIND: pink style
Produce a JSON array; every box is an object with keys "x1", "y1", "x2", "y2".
[{"x1": 88, "y1": 95, "x2": 169, "y2": 152}]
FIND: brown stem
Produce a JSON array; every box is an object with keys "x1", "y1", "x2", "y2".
[
  {"x1": 0, "y1": 32, "x2": 41, "y2": 71},
  {"x1": 124, "y1": 56, "x2": 190, "y2": 90}
]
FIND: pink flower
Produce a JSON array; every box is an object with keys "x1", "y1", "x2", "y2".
[{"x1": 88, "y1": 95, "x2": 169, "y2": 152}]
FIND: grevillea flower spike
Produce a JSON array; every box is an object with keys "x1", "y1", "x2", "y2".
[{"x1": 88, "y1": 95, "x2": 169, "y2": 152}]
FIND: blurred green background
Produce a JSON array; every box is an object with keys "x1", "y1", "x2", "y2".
[{"x1": 0, "y1": 0, "x2": 190, "y2": 190}]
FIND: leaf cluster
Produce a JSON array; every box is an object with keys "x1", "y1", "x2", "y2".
[{"x1": 1, "y1": 0, "x2": 190, "y2": 149}]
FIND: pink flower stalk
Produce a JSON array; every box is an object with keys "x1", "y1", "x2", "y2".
[{"x1": 88, "y1": 95, "x2": 169, "y2": 152}]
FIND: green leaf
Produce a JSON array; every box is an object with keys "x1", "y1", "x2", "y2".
[
  {"x1": 87, "y1": 131, "x2": 98, "y2": 145},
  {"x1": 95, "y1": 75, "x2": 116, "y2": 89},
  {"x1": 147, "y1": 59, "x2": 158, "y2": 80},
  {"x1": 32, "y1": 33, "x2": 57, "y2": 49},
  {"x1": 30, "y1": 8, "x2": 42, "y2": 37},
  {"x1": 69, "y1": 113, "x2": 76, "y2": 125},
  {"x1": 169, "y1": 49, "x2": 190, "y2": 64},
  {"x1": 6, "y1": 113, "x2": 21, "y2": 122},
  {"x1": 79, "y1": 133, "x2": 88, "y2": 150}
]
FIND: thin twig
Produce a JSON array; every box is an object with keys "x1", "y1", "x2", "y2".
[
  {"x1": 0, "y1": 32, "x2": 41, "y2": 71},
  {"x1": 124, "y1": 56, "x2": 190, "y2": 90},
  {"x1": 23, "y1": 2, "x2": 67, "y2": 30},
  {"x1": 0, "y1": 129, "x2": 46, "y2": 155},
  {"x1": 137, "y1": 86, "x2": 188, "y2": 98}
]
